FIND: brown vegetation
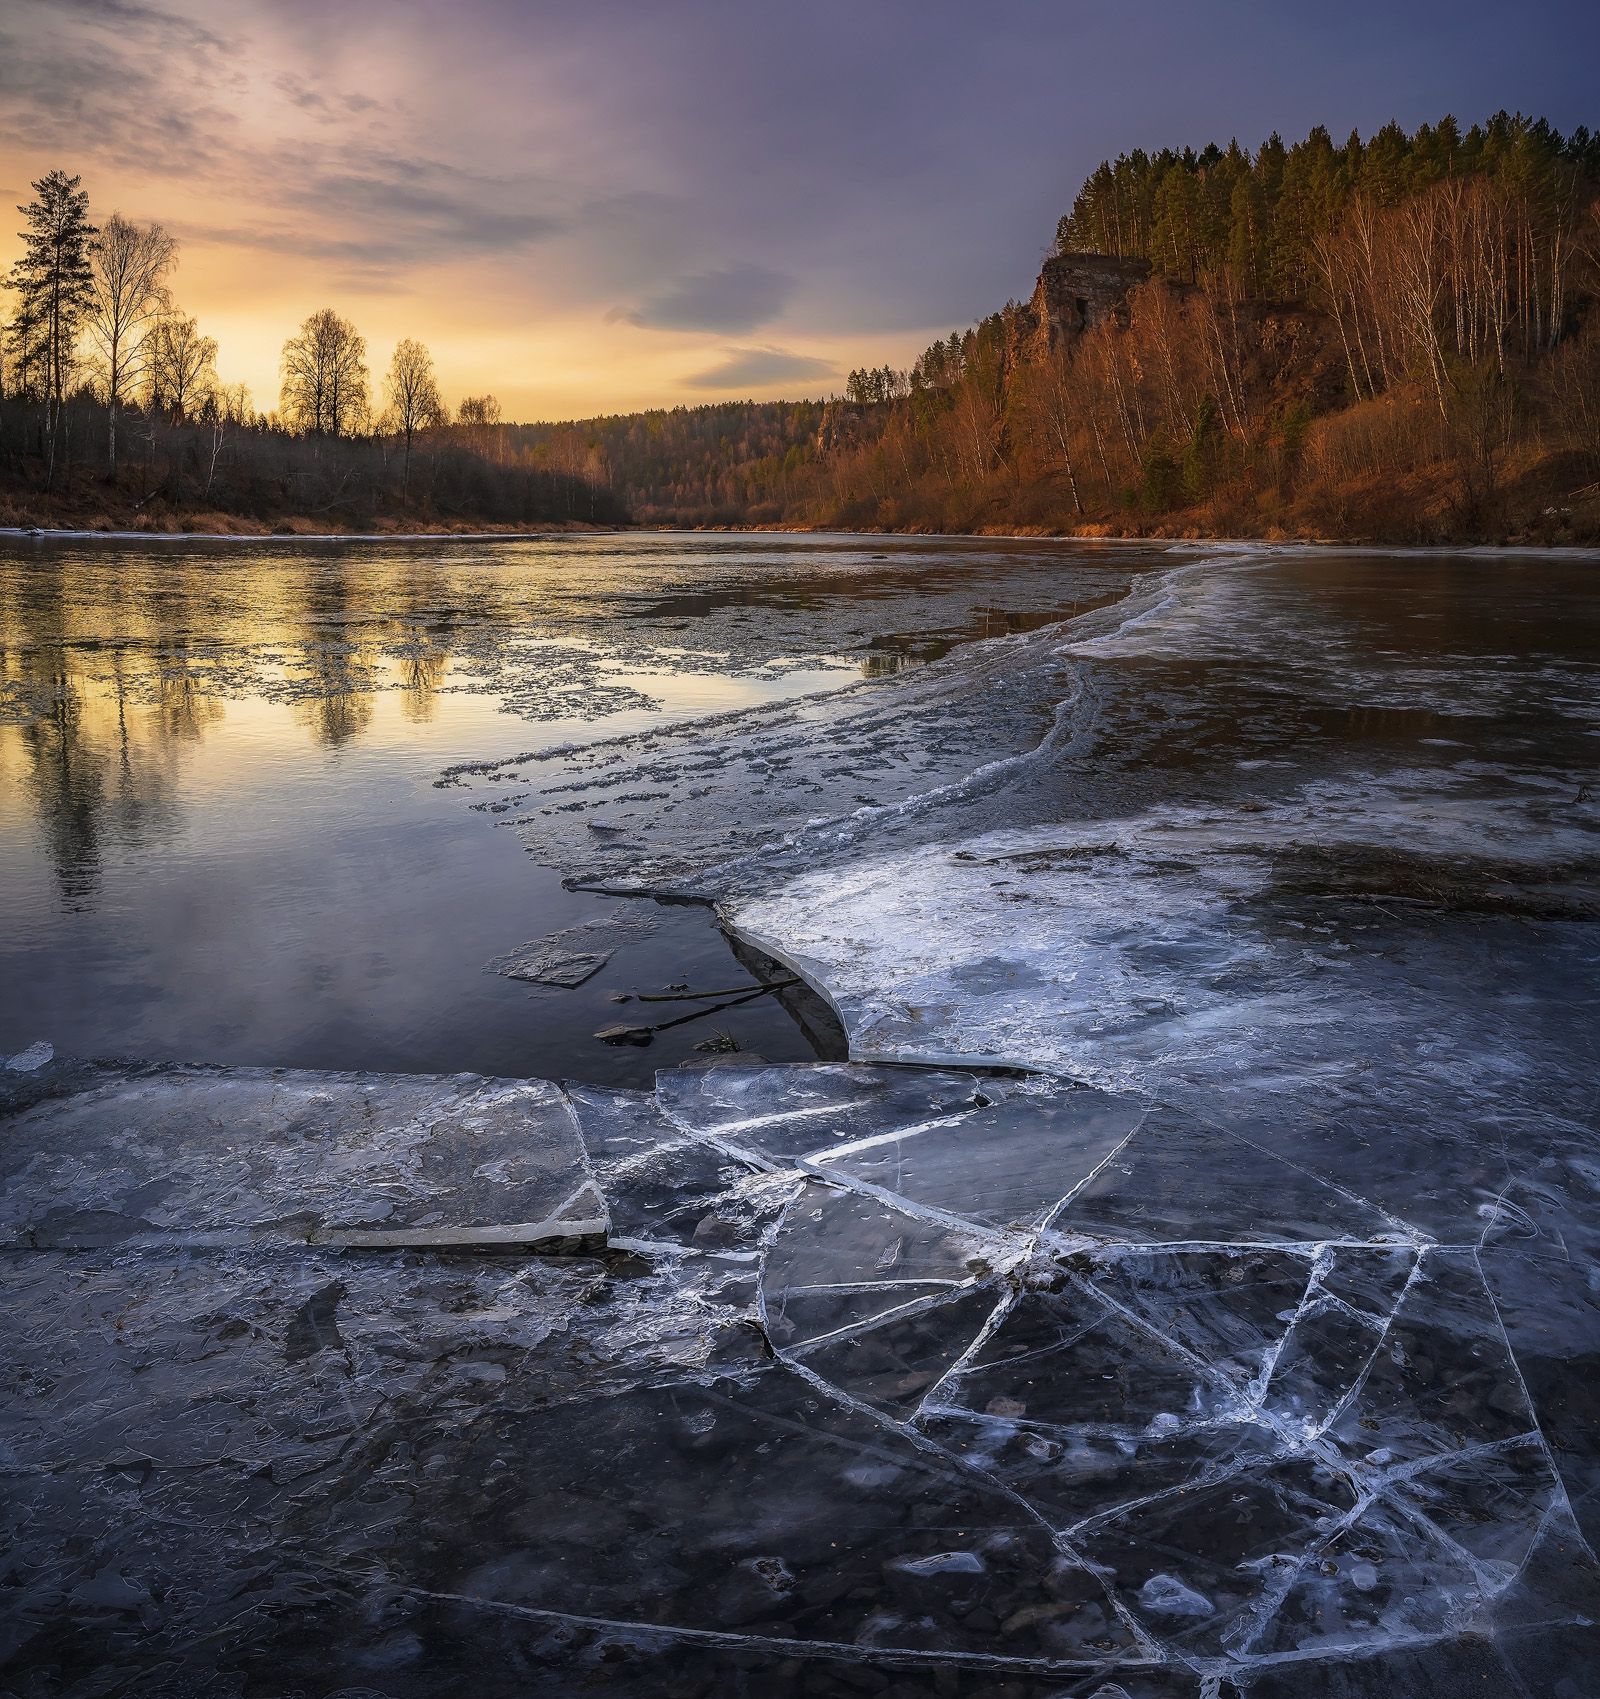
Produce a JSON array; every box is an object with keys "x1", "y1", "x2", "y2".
[{"x1": 532, "y1": 113, "x2": 1600, "y2": 544}]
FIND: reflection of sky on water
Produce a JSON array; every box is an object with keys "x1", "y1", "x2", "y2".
[{"x1": 0, "y1": 531, "x2": 1152, "y2": 1081}]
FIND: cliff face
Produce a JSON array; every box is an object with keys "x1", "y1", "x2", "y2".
[
  {"x1": 1243, "y1": 302, "x2": 1347, "y2": 416},
  {"x1": 1013, "y1": 252, "x2": 1153, "y2": 361},
  {"x1": 1007, "y1": 253, "x2": 1346, "y2": 420}
]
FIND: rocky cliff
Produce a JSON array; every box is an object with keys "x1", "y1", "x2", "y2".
[{"x1": 1015, "y1": 251, "x2": 1153, "y2": 360}]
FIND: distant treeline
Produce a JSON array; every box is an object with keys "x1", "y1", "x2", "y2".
[
  {"x1": 510, "y1": 403, "x2": 828, "y2": 526},
  {"x1": 537, "y1": 112, "x2": 1600, "y2": 543},
  {"x1": 0, "y1": 171, "x2": 622, "y2": 530}
]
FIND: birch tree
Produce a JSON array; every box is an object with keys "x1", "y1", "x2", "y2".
[
  {"x1": 146, "y1": 313, "x2": 217, "y2": 421},
  {"x1": 382, "y1": 338, "x2": 444, "y2": 498},
  {"x1": 88, "y1": 213, "x2": 175, "y2": 472},
  {"x1": 280, "y1": 309, "x2": 369, "y2": 437}
]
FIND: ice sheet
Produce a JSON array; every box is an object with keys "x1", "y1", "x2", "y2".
[
  {"x1": 6, "y1": 546, "x2": 1598, "y2": 1696},
  {"x1": 0, "y1": 1065, "x2": 607, "y2": 1250}
]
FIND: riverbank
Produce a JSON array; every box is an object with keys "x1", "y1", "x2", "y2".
[{"x1": 0, "y1": 509, "x2": 620, "y2": 539}]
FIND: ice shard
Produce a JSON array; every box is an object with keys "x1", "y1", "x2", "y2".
[{"x1": 0, "y1": 1064, "x2": 608, "y2": 1250}]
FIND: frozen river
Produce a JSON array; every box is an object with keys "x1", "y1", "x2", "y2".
[
  {"x1": 2, "y1": 536, "x2": 1598, "y2": 1697},
  {"x1": 0, "y1": 532, "x2": 1148, "y2": 1081}
]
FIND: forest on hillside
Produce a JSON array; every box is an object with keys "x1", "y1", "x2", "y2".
[
  {"x1": 558, "y1": 112, "x2": 1600, "y2": 543},
  {"x1": 510, "y1": 403, "x2": 828, "y2": 527}
]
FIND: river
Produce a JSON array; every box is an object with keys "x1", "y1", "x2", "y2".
[
  {"x1": 0, "y1": 531, "x2": 1155, "y2": 1082},
  {"x1": 3, "y1": 534, "x2": 1598, "y2": 1696}
]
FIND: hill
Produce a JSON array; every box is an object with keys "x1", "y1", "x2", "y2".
[{"x1": 544, "y1": 111, "x2": 1600, "y2": 544}]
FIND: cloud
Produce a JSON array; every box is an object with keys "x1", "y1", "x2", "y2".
[
  {"x1": 620, "y1": 262, "x2": 792, "y2": 333},
  {"x1": 0, "y1": 0, "x2": 241, "y2": 173},
  {"x1": 0, "y1": 0, "x2": 568, "y2": 274},
  {"x1": 299, "y1": 156, "x2": 569, "y2": 260},
  {"x1": 53, "y1": 0, "x2": 232, "y2": 52},
  {"x1": 684, "y1": 345, "x2": 836, "y2": 392},
  {"x1": 272, "y1": 70, "x2": 330, "y2": 112}
]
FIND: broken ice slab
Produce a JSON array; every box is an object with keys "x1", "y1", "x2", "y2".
[
  {"x1": 0, "y1": 1247, "x2": 615, "y2": 1478},
  {"x1": 760, "y1": 1179, "x2": 1007, "y2": 1355},
  {"x1": 487, "y1": 941, "x2": 613, "y2": 986},
  {"x1": 727, "y1": 771, "x2": 1600, "y2": 1087},
  {"x1": 655, "y1": 1060, "x2": 988, "y2": 1165},
  {"x1": 787, "y1": 1283, "x2": 1002, "y2": 1416},
  {"x1": 928, "y1": 1269, "x2": 1236, "y2": 1435},
  {"x1": 1255, "y1": 1295, "x2": 1390, "y2": 1435},
  {"x1": 1309, "y1": 1242, "x2": 1420, "y2": 1319},
  {"x1": 1325, "y1": 1249, "x2": 1538, "y2": 1466},
  {"x1": 1090, "y1": 1245, "x2": 1317, "y2": 1393},
  {"x1": 1076, "y1": 1454, "x2": 1359, "y2": 1658},
  {"x1": 1240, "y1": 1489, "x2": 1486, "y2": 1657},
  {"x1": 0, "y1": 1239, "x2": 775, "y2": 1685},
  {"x1": 286, "y1": 1362, "x2": 1143, "y2": 1664},
  {"x1": 763, "y1": 1178, "x2": 1005, "y2": 1294},
  {"x1": 0, "y1": 1065, "x2": 608, "y2": 1251},
  {"x1": 808, "y1": 1083, "x2": 1146, "y2": 1229},
  {"x1": 1248, "y1": 1634, "x2": 1532, "y2": 1699},
  {"x1": 1392, "y1": 1435, "x2": 1561, "y2": 1580},
  {"x1": 1050, "y1": 1104, "x2": 1420, "y2": 1247},
  {"x1": 921, "y1": 1405, "x2": 1269, "y2": 1539},
  {"x1": 565, "y1": 1082, "x2": 784, "y2": 1249}
]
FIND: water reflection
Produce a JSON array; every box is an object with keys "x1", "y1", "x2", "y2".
[
  {"x1": 1, "y1": 533, "x2": 1157, "y2": 1077},
  {"x1": 10, "y1": 651, "x2": 195, "y2": 909},
  {"x1": 858, "y1": 602, "x2": 1104, "y2": 675},
  {"x1": 399, "y1": 646, "x2": 449, "y2": 724},
  {"x1": 2, "y1": 536, "x2": 1146, "y2": 916}
]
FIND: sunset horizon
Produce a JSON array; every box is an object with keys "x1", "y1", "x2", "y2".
[{"x1": 5, "y1": 0, "x2": 1598, "y2": 422}]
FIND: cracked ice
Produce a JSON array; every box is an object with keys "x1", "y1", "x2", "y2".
[{"x1": 4, "y1": 546, "x2": 1599, "y2": 1697}]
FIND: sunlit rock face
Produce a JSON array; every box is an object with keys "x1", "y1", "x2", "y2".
[
  {"x1": 1019, "y1": 252, "x2": 1154, "y2": 359},
  {"x1": 4, "y1": 546, "x2": 1598, "y2": 1695}
]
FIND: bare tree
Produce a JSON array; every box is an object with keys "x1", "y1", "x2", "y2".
[
  {"x1": 383, "y1": 338, "x2": 444, "y2": 499},
  {"x1": 88, "y1": 212, "x2": 175, "y2": 473},
  {"x1": 280, "y1": 309, "x2": 369, "y2": 437},
  {"x1": 1548, "y1": 314, "x2": 1600, "y2": 469},
  {"x1": 455, "y1": 393, "x2": 504, "y2": 463},
  {"x1": 1019, "y1": 344, "x2": 1086, "y2": 514},
  {"x1": 146, "y1": 313, "x2": 217, "y2": 421}
]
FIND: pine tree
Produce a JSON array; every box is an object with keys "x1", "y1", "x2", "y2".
[{"x1": 6, "y1": 171, "x2": 97, "y2": 412}]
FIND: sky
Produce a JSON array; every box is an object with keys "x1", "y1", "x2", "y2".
[{"x1": 2, "y1": 0, "x2": 1598, "y2": 422}]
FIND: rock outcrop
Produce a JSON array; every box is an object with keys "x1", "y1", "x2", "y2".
[
  {"x1": 1017, "y1": 251, "x2": 1153, "y2": 359},
  {"x1": 1025, "y1": 248, "x2": 1154, "y2": 348}
]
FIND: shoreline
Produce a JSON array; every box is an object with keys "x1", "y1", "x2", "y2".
[
  {"x1": 0, "y1": 521, "x2": 620, "y2": 544},
  {"x1": 5, "y1": 520, "x2": 1600, "y2": 558}
]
